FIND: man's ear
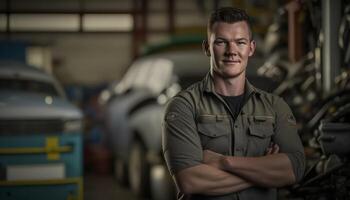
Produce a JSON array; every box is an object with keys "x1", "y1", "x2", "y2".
[
  {"x1": 202, "y1": 40, "x2": 211, "y2": 57},
  {"x1": 249, "y1": 40, "x2": 256, "y2": 57}
]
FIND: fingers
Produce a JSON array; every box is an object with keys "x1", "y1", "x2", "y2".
[
  {"x1": 203, "y1": 149, "x2": 225, "y2": 169},
  {"x1": 266, "y1": 147, "x2": 273, "y2": 154},
  {"x1": 203, "y1": 149, "x2": 211, "y2": 155},
  {"x1": 271, "y1": 144, "x2": 280, "y2": 154},
  {"x1": 266, "y1": 143, "x2": 280, "y2": 155},
  {"x1": 203, "y1": 150, "x2": 223, "y2": 163},
  {"x1": 203, "y1": 150, "x2": 215, "y2": 163},
  {"x1": 266, "y1": 142, "x2": 273, "y2": 155},
  {"x1": 204, "y1": 149, "x2": 222, "y2": 157}
]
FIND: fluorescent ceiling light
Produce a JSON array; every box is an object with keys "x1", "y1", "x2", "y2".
[
  {"x1": 10, "y1": 14, "x2": 79, "y2": 31},
  {"x1": 83, "y1": 14, "x2": 133, "y2": 31}
]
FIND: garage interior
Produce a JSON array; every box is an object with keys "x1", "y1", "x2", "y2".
[{"x1": 0, "y1": 0, "x2": 349, "y2": 200}]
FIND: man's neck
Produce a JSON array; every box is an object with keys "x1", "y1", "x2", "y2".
[{"x1": 212, "y1": 73, "x2": 245, "y2": 96}]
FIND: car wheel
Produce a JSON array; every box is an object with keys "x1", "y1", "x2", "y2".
[
  {"x1": 150, "y1": 164, "x2": 176, "y2": 200},
  {"x1": 128, "y1": 140, "x2": 150, "y2": 197},
  {"x1": 113, "y1": 158, "x2": 128, "y2": 186}
]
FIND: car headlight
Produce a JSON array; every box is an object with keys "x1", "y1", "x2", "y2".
[
  {"x1": 63, "y1": 120, "x2": 83, "y2": 133},
  {"x1": 98, "y1": 90, "x2": 111, "y2": 105}
]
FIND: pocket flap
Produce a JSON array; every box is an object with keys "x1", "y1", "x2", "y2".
[
  {"x1": 249, "y1": 123, "x2": 274, "y2": 138},
  {"x1": 251, "y1": 115, "x2": 274, "y2": 122},
  {"x1": 197, "y1": 122, "x2": 230, "y2": 137}
]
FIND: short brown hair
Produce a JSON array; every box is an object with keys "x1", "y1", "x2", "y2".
[{"x1": 207, "y1": 7, "x2": 253, "y2": 40}]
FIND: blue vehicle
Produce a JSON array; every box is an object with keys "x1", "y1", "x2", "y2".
[{"x1": 0, "y1": 61, "x2": 83, "y2": 200}]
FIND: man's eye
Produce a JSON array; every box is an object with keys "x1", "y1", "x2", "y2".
[
  {"x1": 215, "y1": 40, "x2": 226, "y2": 45},
  {"x1": 237, "y1": 41, "x2": 247, "y2": 45}
]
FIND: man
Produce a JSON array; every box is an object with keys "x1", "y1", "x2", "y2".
[{"x1": 162, "y1": 7, "x2": 305, "y2": 200}]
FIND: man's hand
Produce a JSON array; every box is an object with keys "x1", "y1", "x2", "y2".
[
  {"x1": 204, "y1": 143, "x2": 279, "y2": 167},
  {"x1": 204, "y1": 143, "x2": 280, "y2": 169},
  {"x1": 215, "y1": 141, "x2": 296, "y2": 188},
  {"x1": 266, "y1": 143, "x2": 280, "y2": 155},
  {"x1": 203, "y1": 150, "x2": 225, "y2": 169}
]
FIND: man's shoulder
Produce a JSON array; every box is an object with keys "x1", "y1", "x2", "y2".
[
  {"x1": 164, "y1": 80, "x2": 205, "y2": 117},
  {"x1": 250, "y1": 86, "x2": 294, "y2": 120},
  {"x1": 253, "y1": 85, "x2": 283, "y2": 106},
  {"x1": 175, "y1": 80, "x2": 204, "y2": 99},
  {"x1": 166, "y1": 80, "x2": 203, "y2": 109}
]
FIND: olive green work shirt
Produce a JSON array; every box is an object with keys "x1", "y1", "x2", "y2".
[{"x1": 162, "y1": 73, "x2": 305, "y2": 200}]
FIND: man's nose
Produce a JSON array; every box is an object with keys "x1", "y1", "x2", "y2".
[{"x1": 225, "y1": 42, "x2": 238, "y2": 55}]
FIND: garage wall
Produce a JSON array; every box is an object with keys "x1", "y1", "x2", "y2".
[
  {"x1": 0, "y1": 33, "x2": 132, "y2": 86},
  {"x1": 51, "y1": 34, "x2": 132, "y2": 86}
]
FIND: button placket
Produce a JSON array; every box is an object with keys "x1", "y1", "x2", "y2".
[
  {"x1": 233, "y1": 118, "x2": 246, "y2": 156},
  {"x1": 233, "y1": 110, "x2": 248, "y2": 156}
]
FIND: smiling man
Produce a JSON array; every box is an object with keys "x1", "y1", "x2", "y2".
[{"x1": 162, "y1": 7, "x2": 305, "y2": 200}]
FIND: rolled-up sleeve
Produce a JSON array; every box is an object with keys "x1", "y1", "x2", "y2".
[
  {"x1": 273, "y1": 97, "x2": 306, "y2": 182},
  {"x1": 162, "y1": 96, "x2": 202, "y2": 175}
]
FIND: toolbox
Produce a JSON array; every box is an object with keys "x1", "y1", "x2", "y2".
[{"x1": 0, "y1": 133, "x2": 83, "y2": 200}]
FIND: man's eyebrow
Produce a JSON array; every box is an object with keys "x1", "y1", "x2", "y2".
[
  {"x1": 236, "y1": 38, "x2": 249, "y2": 42},
  {"x1": 215, "y1": 37, "x2": 228, "y2": 41},
  {"x1": 215, "y1": 37, "x2": 250, "y2": 42}
]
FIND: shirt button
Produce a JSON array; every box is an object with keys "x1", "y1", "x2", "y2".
[
  {"x1": 234, "y1": 125, "x2": 238, "y2": 128},
  {"x1": 236, "y1": 147, "x2": 243, "y2": 152}
]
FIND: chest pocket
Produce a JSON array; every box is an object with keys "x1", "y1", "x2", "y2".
[
  {"x1": 197, "y1": 120, "x2": 230, "y2": 155},
  {"x1": 247, "y1": 116, "x2": 275, "y2": 156}
]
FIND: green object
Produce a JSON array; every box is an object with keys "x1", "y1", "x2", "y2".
[{"x1": 142, "y1": 35, "x2": 205, "y2": 56}]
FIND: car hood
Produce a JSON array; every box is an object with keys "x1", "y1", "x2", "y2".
[{"x1": 0, "y1": 90, "x2": 82, "y2": 120}]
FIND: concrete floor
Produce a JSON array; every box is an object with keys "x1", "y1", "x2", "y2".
[{"x1": 84, "y1": 173, "x2": 141, "y2": 200}]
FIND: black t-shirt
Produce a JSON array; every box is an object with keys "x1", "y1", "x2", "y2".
[{"x1": 219, "y1": 94, "x2": 244, "y2": 120}]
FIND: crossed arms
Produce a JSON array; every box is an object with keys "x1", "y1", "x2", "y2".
[
  {"x1": 163, "y1": 96, "x2": 305, "y2": 196},
  {"x1": 176, "y1": 145, "x2": 295, "y2": 196}
]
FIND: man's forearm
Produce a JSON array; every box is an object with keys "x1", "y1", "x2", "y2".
[
  {"x1": 175, "y1": 163, "x2": 252, "y2": 196},
  {"x1": 222, "y1": 153, "x2": 295, "y2": 187}
]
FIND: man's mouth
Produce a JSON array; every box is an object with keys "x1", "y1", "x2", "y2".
[{"x1": 222, "y1": 60, "x2": 240, "y2": 64}]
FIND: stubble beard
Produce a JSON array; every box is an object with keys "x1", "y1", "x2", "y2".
[{"x1": 212, "y1": 62, "x2": 246, "y2": 80}]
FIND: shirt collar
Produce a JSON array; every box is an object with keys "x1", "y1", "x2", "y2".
[{"x1": 203, "y1": 72, "x2": 259, "y2": 99}]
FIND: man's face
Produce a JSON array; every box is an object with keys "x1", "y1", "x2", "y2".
[{"x1": 206, "y1": 21, "x2": 256, "y2": 79}]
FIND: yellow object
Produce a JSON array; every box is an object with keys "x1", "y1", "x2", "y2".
[
  {"x1": 0, "y1": 139, "x2": 72, "y2": 159},
  {"x1": 46, "y1": 137, "x2": 60, "y2": 160}
]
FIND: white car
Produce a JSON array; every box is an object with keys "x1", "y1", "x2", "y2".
[{"x1": 0, "y1": 61, "x2": 82, "y2": 134}]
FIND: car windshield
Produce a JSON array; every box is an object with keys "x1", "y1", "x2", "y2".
[{"x1": 0, "y1": 78, "x2": 59, "y2": 96}]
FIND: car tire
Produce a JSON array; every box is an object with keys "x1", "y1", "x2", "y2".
[
  {"x1": 113, "y1": 158, "x2": 128, "y2": 186},
  {"x1": 150, "y1": 164, "x2": 176, "y2": 200},
  {"x1": 128, "y1": 140, "x2": 150, "y2": 197}
]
